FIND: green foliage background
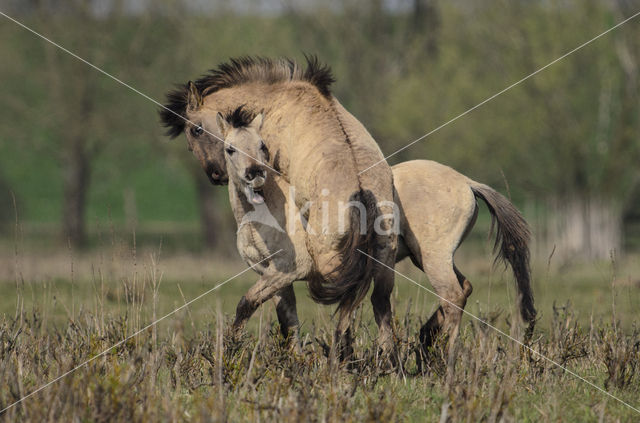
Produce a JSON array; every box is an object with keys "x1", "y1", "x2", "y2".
[{"x1": 0, "y1": 0, "x2": 639, "y2": 250}]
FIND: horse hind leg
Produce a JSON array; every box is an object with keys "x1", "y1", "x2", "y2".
[
  {"x1": 371, "y1": 264, "x2": 395, "y2": 344},
  {"x1": 454, "y1": 265, "x2": 473, "y2": 299},
  {"x1": 370, "y1": 210, "x2": 399, "y2": 364},
  {"x1": 424, "y1": 265, "x2": 472, "y2": 355},
  {"x1": 419, "y1": 256, "x2": 468, "y2": 357},
  {"x1": 419, "y1": 208, "x2": 476, "y2": 359},
  {"x1": 328, "y1": 308, "x2": 356, "y2": 366},
  {"x1": 328, "y1": 269, "x2": 393, "y2": 367}
]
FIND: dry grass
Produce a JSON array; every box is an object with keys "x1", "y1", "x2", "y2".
[
  {"x1": 0, "y1": 240, "x2": 639, "y2": 421},
  {"x1": 0, "y1": 297, "x2": 638, "y2": 421}
]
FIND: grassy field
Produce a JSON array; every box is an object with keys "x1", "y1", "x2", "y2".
[{"x1": 0, "y1": 231, "x2": 639, "y2": 421}]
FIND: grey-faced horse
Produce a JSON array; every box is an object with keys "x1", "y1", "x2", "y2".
[
  {"x1": 216, "y1": 107, "x2": 313, "y2": 341},
  {"x1": 161, "y1": 57, "x2": 397, "y2": 354},
  {"x1": 213, "y1": 105, "x2": 535, "y2": 361}
]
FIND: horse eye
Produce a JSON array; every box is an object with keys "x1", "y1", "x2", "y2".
[
  {"x1": 190, "y1": 125, "x2": 204, "y2": 137},
  {"x1": 225, "y1": 147, "x2": 235, "y2": 155},
  {"x1": 260, "y1": 141, "x2": 270, "y2": 160}
]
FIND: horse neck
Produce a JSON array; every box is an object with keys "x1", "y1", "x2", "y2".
[
  {"x1": 205, "y1": 82, "x2": 343, "y2": 150},
  {"x1": 227, "y1": 177, "x2": 251, "y2": 223}
]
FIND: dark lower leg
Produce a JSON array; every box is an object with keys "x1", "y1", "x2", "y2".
[
  {"x1": 371, "y1": 269, "x2": 395, "y2": 351},
  {"x1": 233, "y1": 295, "x2": 256, "y2": 333},
  {"x1": 454, "y1": 266, "x2": 473, "y2": 297},
  {"x1": 232, "y1": 277, "x2": 294, "y2": 333},
  {"x1": 330, "y1": 311, "x2": 354, "y2": 364},
  {"x1": 417, "y1": 264, "x2": 472, "y2": 372},
  {"x1": 336, "y1": 326, "x2": 354, "y2": 362},
  {"x1": 273, "y1": 285, "x2": 300, "y2": 341},
  {"x1": 419, "y1": 293, "x2": 468, "y2": 356},
  {"x1": 419, "y1": 306, "x2": 446, "y2": 352}
]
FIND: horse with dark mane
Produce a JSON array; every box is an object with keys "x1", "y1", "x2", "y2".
[
  {"x1": 161, "y1": 56, "x2": 398, "y2": 355},
  {"x1": 184, "y1": 100, "x2": 536, "y2": 363}
]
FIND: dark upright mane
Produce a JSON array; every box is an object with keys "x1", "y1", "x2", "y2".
[
  {"x1": 159, "y1": 84, "x2": 194, "y2": 138},
  {"x1": 159, "y1": 55, "x2": 335, "y2": 138},
  {"x1": 224, "y1": 106, "x2": 255, "y2": 129}
]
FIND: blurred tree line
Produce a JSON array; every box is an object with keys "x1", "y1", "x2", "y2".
[{"x1": 0, "y1": 0, "x2": 638, "y2": 261}]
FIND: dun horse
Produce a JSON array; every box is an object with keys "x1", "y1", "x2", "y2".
[
  {"x1": 216, "y1": 107, "x2": 313, "y2": 342},
  {"x1": 161, "y1": 56, "x2": 398, "y2": 353},
  {"x1": 210, "y1": 104, "x2": 535, "y2": 359}
]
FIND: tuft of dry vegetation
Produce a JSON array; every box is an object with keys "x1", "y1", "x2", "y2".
[
  {"x1": 0, "y1": 294, "x2": 638, "y2": 422},
  {"x1": 1, "y1": 232, "x2": 639, "y2": 421}
]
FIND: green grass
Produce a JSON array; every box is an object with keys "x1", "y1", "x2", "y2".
[
  {"x1": 5, "y1": 247, "x2": 638, "y2": 335},
  {"x1": 3, "y1": 230, "x2": 639, "y2": 335},
  {"x1": 0, "y1": 235, "x2": 639, "y2": 421}
]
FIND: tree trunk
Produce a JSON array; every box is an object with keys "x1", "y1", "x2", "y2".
[
  {"x1": 412, "y1": 0, "x2": 440, "y2": 58},
  {"x1": 546, "y1": 195, "x2": 622, "y2": 262},
  {"x1": 193, "y1": 173, "x2": 219, "y2": 250},
  {"x1": 62, "y1": 141, "x2": 90, "y2": 248}
]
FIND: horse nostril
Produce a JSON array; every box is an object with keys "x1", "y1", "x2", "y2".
[{"x1": 245, "y1": 165, "x2": 264, "y2": 182}]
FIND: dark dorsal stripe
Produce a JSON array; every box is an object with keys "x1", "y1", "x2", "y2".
[{"x1": 159, "y1": 55, "x2": 335, "y2": 138}]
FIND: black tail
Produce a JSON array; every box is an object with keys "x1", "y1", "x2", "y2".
[
  {"x1": 470, "y1": 183, "x2": 537, "y2": 328},
  {"x1": 307, "y1": 189, "x2": 379, "y2": 317}
]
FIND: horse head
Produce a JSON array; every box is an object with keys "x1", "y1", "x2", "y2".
[
  {"x1": 216, "y1": 107, "x2": 269, "y2": 205},
  {"x1": 183, "y1": 81, "x2": 228, "y2": 185}
]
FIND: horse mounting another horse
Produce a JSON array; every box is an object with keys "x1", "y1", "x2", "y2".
[
  {"x1": 160, "y1": 56, "x2": 536, "y2": 364},
  {"x1": 161, "y1": 56, "x2": 398, "y2": 357}
]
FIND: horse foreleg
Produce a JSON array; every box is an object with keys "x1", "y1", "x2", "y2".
[
  {"x1": 232, "y1": 274, "x2": 296, "y2": 334},
  {"x1": 272, "y1": 285, "x2": 301, "y2": 350}
]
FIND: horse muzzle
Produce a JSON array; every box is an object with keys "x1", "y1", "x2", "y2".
[
  {"x1": 209, "y1": 173, "x2": 229, "y2": 185},
  {"x1": 244, "y1": 182, "x2": 265, "y2": 205},
  {"x1": 243, "y1": 172, "x2": 266, "y2": 205},
  {"x1": 205, "y1": 163, "x2": 228, "y2": 185}
]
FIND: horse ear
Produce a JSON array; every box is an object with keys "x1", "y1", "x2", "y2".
[
  {"x1": 216, "y1": 112, "x2": 229, "y2": 138},
  {"x1": 187, "y1": 81, "x2": 202, "y2": 111},
  {"x1": 249, "y1": 113, "x2": 263, "y2": 131}
]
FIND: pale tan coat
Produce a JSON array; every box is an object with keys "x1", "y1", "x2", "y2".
[
  {"x1": 186, "y1": 79, "x2": 398, "y2": 349},
  {"x1": 225, "y1": 158, "x2": 535, "y2": 356}
]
